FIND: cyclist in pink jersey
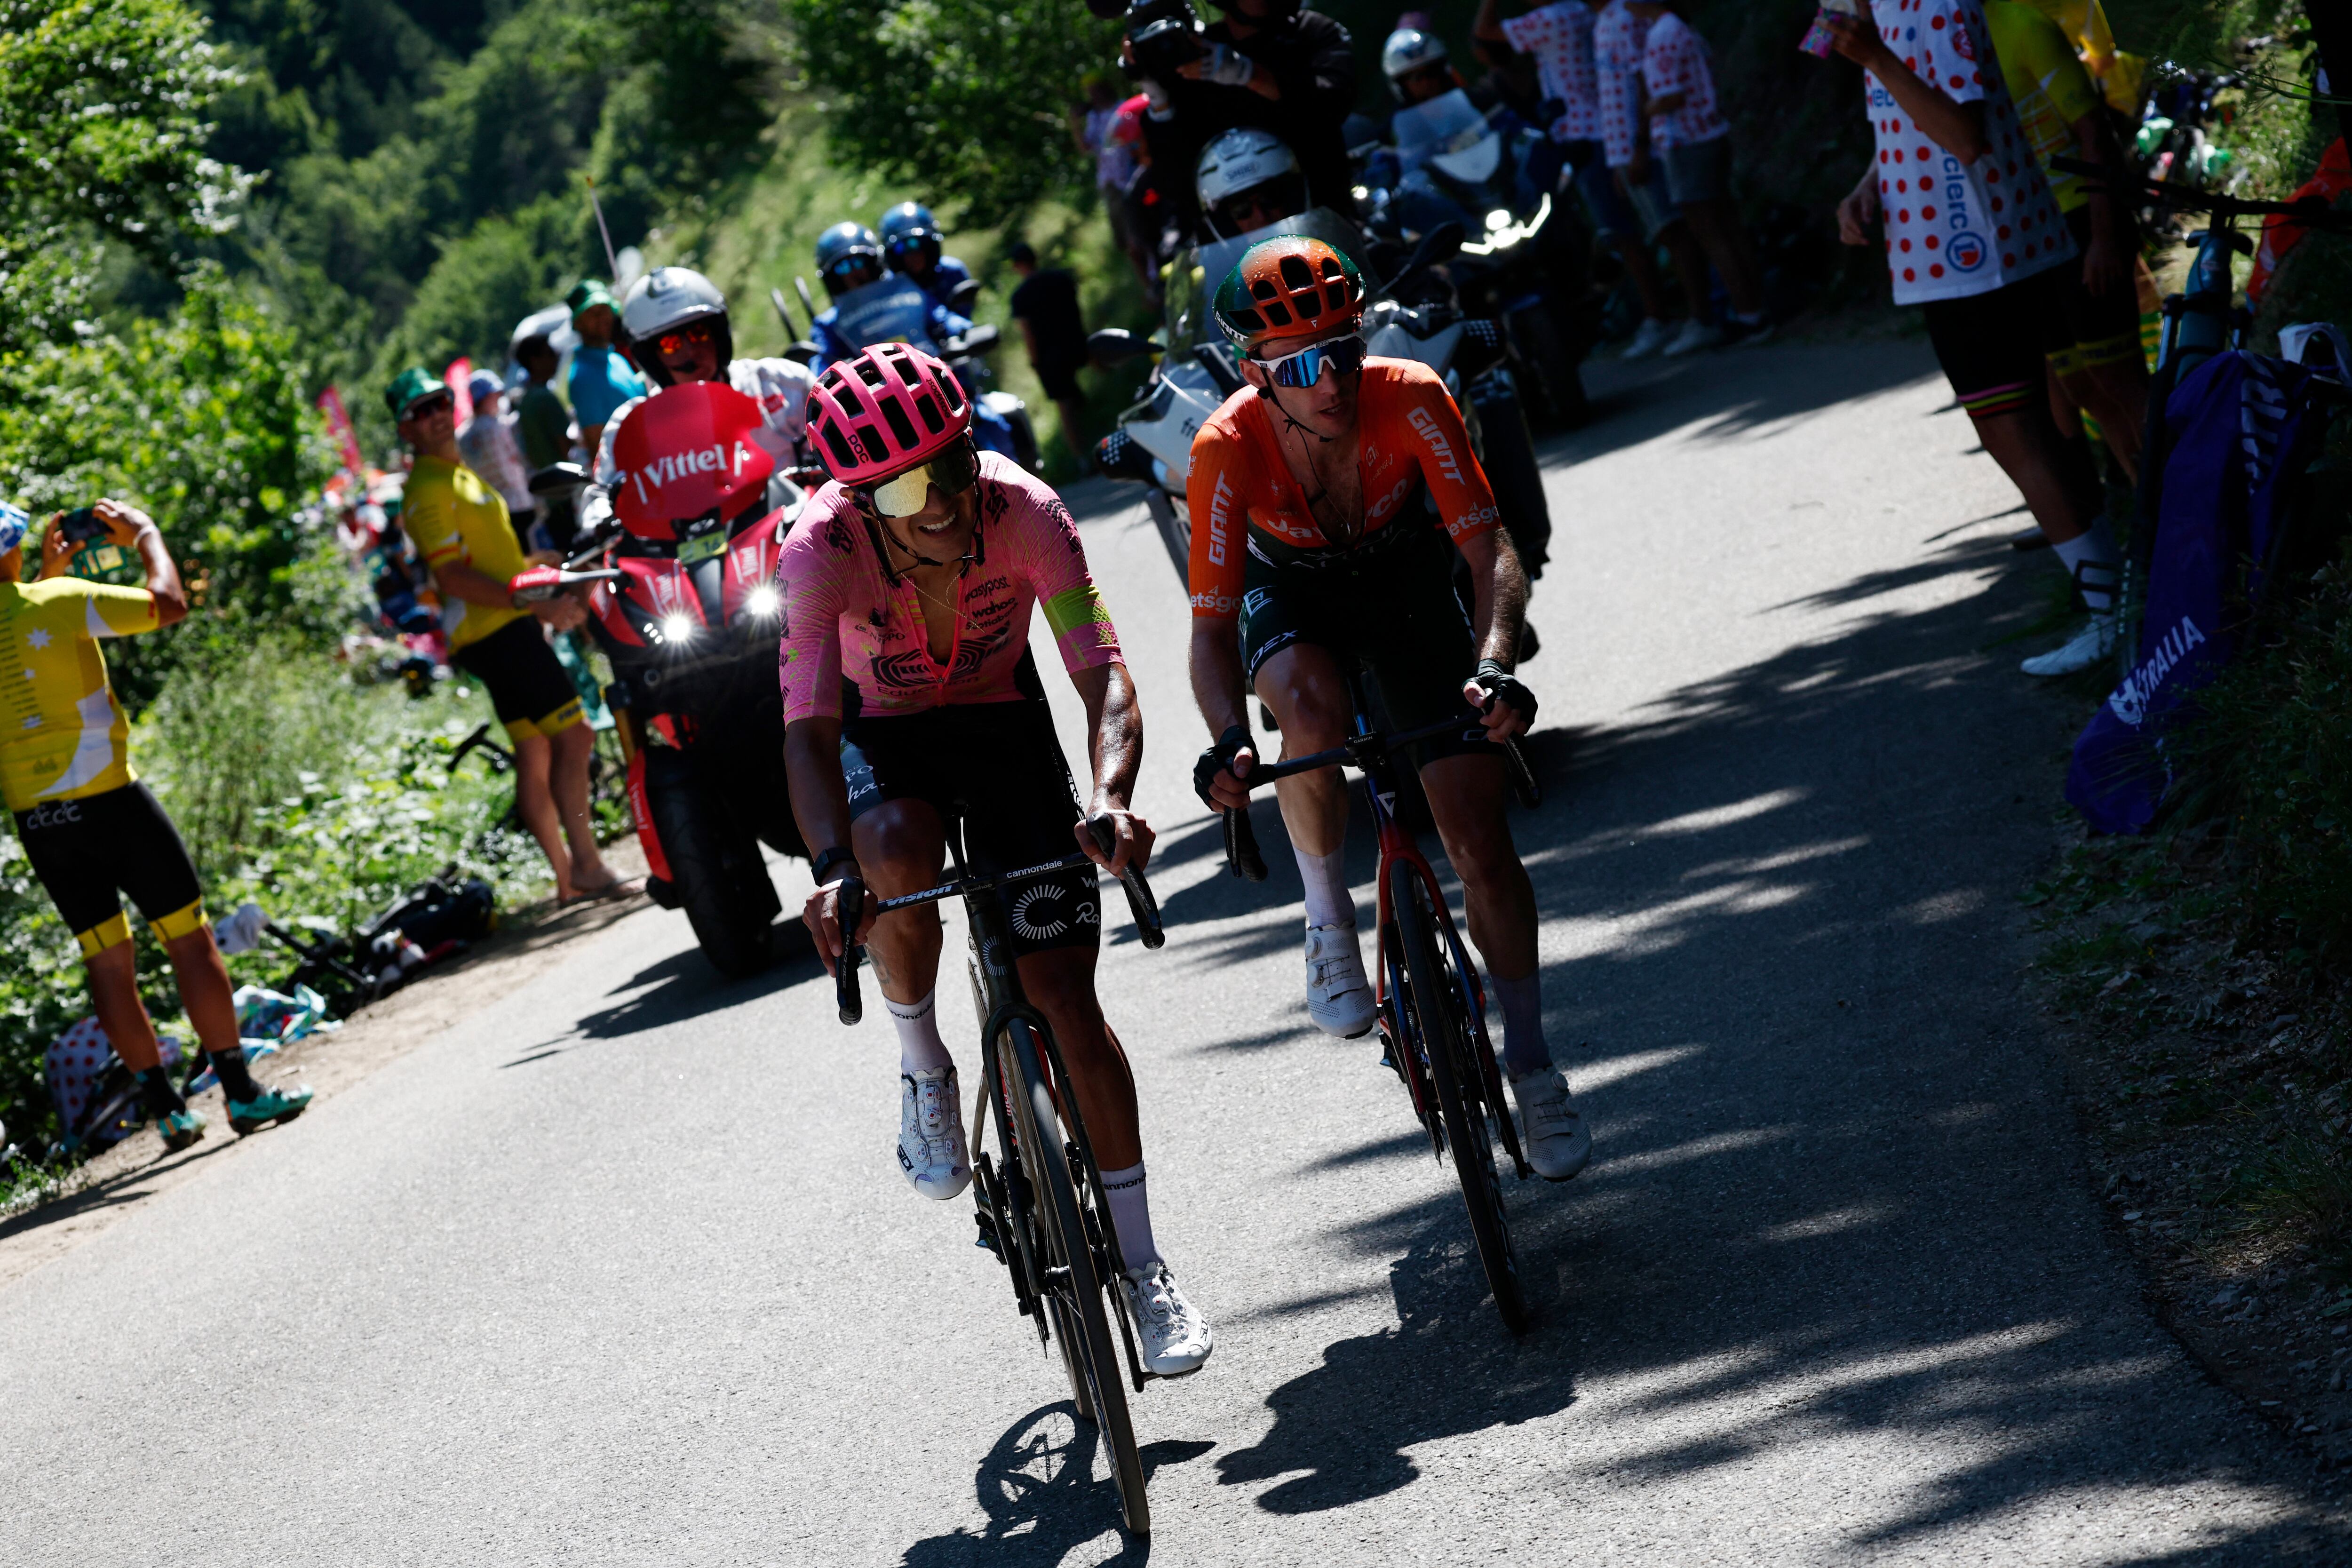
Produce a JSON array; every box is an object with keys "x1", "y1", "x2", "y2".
[{"x1": 781, "y1": 344, "x2": 1212, "y2": 1377}]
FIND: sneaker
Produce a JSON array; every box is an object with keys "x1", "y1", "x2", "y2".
[
  {"x1": 1304, "y1": 924, "x2": 1377, "y2": 1039},
  {"x1": 2020, "y1": 614, "x2": 2118, "y2": 677},
  {"x1": 1510, "y1": 1068, "x2": 1591, "y2": 1181},
  {"x1": 227, "y1": 1084, "x2": 312, "y2": 1136},
  {"x1": 898, "y1": 1066, "x2": 972, "y2": 1201},
  {"x1": 1620, "y1": 317, "x2": 1673, "y2": 360},
  {"x1": 1663, "y1": 318, "x2": 1724, "y2": 357},
  {"x1": 1120, "y1": 1261, "x2": 1214, "y2": 1376},
  {"x1": 1721, "y1": 314, "x2": 1776, "y2": 348},
  {"x1": 158, "y1": 1107, "x2": 206, "y2": 1153}
]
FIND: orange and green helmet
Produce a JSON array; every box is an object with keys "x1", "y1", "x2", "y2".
[{"x1": 1211, "y1": 235, "x2": 1366, "y2": 358}]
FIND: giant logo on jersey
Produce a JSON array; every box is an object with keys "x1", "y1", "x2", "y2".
[{"x1": 609, "y1": 381, "x2": 775, "y2": 539}]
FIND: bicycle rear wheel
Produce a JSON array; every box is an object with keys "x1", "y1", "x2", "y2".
[
  {"x1": 1392, "y1": 860, "x2": 1532, "y2": 1334},
  {"x1": 1003, "y1": 1018, "x2": 1151, "y2": 1534}
]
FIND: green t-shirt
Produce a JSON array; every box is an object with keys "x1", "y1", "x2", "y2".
[
  {"x1": 515, "y1": 383, "x2": 572, "y2": 471},
  {"x1": 1986, "y1": 0, "x2": 2104, "y2": 214}
]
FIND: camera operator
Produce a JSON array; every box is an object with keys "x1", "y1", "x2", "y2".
[{"x1": 1118, "y1": 0, "x2": 1359, "y2": 237}]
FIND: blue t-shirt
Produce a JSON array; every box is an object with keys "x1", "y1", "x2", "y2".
[{"x1": 568, "y1": 346, "x2": 649, "y2": 429}]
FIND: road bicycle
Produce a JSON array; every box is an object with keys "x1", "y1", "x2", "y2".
[
  {"x1": 833, "y1": 812, "x2": 1170, "y2": 1535},
  {"x1": 1220, "y1": 673, "x2": 1539, "y2": 1333}
]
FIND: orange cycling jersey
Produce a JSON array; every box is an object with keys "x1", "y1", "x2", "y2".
[{"x1": 1186, "y1": 358, "x2": 1502, "y2": 620}]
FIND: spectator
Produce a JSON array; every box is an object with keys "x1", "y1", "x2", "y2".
[
  {"x1": 457, "y1": 368, "x2": 538, "y2": 550},
  {"x1": 1826, "y1": 3, "x2": 2118, "y2": 677},
  {"x1": 1073, "y1": 77, "x2": 1157, "y2": 296},
  {"x1": 1629, "y1": 1, "x2": 1770, "y2": 345},
  {"x1": 386, "y1": 367, "x2": 636, "y2": 901},
  {"x1": 1475, "y1": 0, "x2": 1683, "y2": 358},
  {"x1": 0, "y1": 500, "x2": 313, "y2": 1150},
  {"x1": 564, "y1": 279, "x2": 647, "y2": 462},
  {"x1": 1590, "y1": 0, "x2": 1717, "y2": 357},
  {"x1": 1984, "y1": 0, "x2": 2147, "y2": 480},
  {"x1": 1007, "y1": 242, "x2": 1095, "y2": 469},
  {"x1": 511, "y1": 335, "x2": 572, "y2": 473}
]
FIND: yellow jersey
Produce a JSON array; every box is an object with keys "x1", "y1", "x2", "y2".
[
  {"x1": 1986, "y1": 0, "x2": 2106, "y2": 215},
  {"x1": 403, "y1": 455, "x2": 528, "y2": 651},
  {"x1": 0, "y1": 578, "x2": 159, "y2": 813}
]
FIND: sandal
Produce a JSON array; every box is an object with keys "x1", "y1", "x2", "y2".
[{"x1": 560, "y1": 875, "x2": 643, "y2": 907}]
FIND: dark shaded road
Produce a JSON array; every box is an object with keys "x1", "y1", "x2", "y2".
[{"x1": 5, "y1": 340, "x2": 2342, "y2": 1565}]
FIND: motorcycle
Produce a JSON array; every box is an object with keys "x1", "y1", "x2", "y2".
[
  {"x1": 1367, "y1": 87, "x2": 1593, "y2": 429},
  {"x1": 567, "y1": 381, "x2": 813, "y2": 979},
  {"x1": 1090, "y1": 207, "x2": 1553, "y2": 596},
  {"x1": 795, "y1": 270, "x2": 1041, "y2": 471}
]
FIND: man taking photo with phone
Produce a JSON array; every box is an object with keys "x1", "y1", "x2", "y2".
[{"x1": 0, "y1": 500, "x2": 313, "y2": 1150}]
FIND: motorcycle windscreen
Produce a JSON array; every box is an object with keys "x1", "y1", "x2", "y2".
[{"x1": 609, "y1": 380, "x2": 776, "y2": 539}]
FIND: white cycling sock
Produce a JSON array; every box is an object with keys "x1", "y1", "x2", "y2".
[
  {"x1": 1101, "y1": 1161, "x2": 1161, "y2": 1273},
  {"x1": 1296, "y1": 844, "x2": 1356, "y2": 931},
  {"x1": 2053, "y1": 523, "x2": 2121, "y2": 616},
  {"x1": 1491, "y1": 971, "x2": 1553, "y2": 1081},
  {"x1": 886, "y1": 989, "x2": 954, "y2": 1077}
]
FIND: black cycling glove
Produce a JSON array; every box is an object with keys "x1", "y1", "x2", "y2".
[
  {"x1": 1470, "y1": 659, "x2": 1538, "y2": 727},
  {"x1": 1193, "y1": 724, "x2": 1253, "y2": 811}
]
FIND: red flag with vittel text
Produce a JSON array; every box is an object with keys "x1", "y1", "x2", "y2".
[
  {"x1": 608, "y1": 381, "x2": 774, "y2": 539},
  {"x1": 444, "y1": 358, "x2": 474, "y2": 427},
  {"x1": 316, "y1": 387, "x2": 364, "y2": 474}
]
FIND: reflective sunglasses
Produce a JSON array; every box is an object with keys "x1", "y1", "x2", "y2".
[
  {"x1": 857, "y1": 439, "x2": 981, "y2": 518},
  {"x1": 656, "y1": 320, "x2": 715, "y2": 358},
  {"x1": 1256, "y1": 332, "x2": 1367, "y2": 390},
  {"x1": 826, "y1": 254, "x2": 879, "y2": 282},
  {"x1": 400, "y1": 390, "x2": 455, "y2": 421}
]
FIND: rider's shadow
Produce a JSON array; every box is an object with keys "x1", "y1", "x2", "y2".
[
  {"x1": 899, "y1": 1403, "x2": 1212, "y2": 1566},
  {"x1": 1215, "y1": 1213, "x2": 1578, "y2": 1514}
]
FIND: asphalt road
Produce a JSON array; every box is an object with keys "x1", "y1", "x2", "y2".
[{"x1": 7, "y1": 340, "x2": 2347, "y2": 1565}]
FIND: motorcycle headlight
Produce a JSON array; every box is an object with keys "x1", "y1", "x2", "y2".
[
  {"x1": 661, "y1": 612, "x2": 695, "y2": 644},
  {"x1": 1486, "y1": 208, "x2": 1511, "y2": 233},
  {"x1": 743, "y1": 584, "x2": 779, "y2": 619}
]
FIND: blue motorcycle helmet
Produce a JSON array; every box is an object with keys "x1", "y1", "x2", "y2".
[
  {"x1": 815, "y1": 222, "x2": 886, "y2": 297},
  {"x1": 877, "y1": 202, "x2": 945, "y2": 274}
]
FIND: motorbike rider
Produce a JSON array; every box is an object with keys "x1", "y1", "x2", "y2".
[
  {"x1": 807, "y1": 223, "x2": 1023, "y2": 463},
  {"x1": 1184, "y1": 235, "x2": 1589, "y2": 1182},
  {"x1": 875, "y1": 201, "x2": 973, "y2": 310},
  {"x1": 785, "y1": 343, "x2": 1214, "y2": 1376},
  {"x1": 579, "y1": 266, "x2": 818, "y2": 537},
  {"x1": 1120, "y1": 0, "x2": 1359, "y2": 237},
  {"x1": 1195, "y1": 127, "x2": 1311, "y2": 242},
  {"x1": 1383, "y1": 25, "x2": 1464, "y2": 111}
]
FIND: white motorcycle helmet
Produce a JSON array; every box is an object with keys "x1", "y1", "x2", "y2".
[
  {"x1": 1382, "y1": 28, "x2": 1450, "y2": 102},
  {"x1": 1196, "y1": 127, "x2": 1309, "y2": 241},
  {"x1": 621, "y1": 266, "x2": 734, "y2": 389}
]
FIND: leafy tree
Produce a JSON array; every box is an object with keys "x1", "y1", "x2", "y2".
[
  {"x1": 0, "y1": 0, "x2": 252, "y2": 352},
  {"x1": 788, "y1": 0, "x2": 1120, "y2": 223}
]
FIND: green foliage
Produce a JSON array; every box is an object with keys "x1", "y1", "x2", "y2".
[
  {"x1": 0, "y1": 266, "x2": 341, "y2": 706},
  {"x1": 787, "y1": 0, "x2": 1119, "y2": 223},
  {"x1": 0, "y1": 0, "x2": 252, "y2": 352}
]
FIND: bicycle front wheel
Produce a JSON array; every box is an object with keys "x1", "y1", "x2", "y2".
[
  {"x1": 1392, "y1": 860, "x2": 1532, "y2": 1334},
  {"x1": 1003, "y1": 1018, "x2": 1151, "y2": 1534}
]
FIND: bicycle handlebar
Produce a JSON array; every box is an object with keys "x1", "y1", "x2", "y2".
[
  {"x1": 831, "y1": 815, "x2": 1165, "y2": 1026},
  {"x1": 1218, "y1": 712, "x2": 1488, "y2": 881},
  {"x1": 2050, "y1": 156, "x2": 2352, "y2": 226}
]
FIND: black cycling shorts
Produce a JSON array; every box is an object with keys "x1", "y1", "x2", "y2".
[
  {"x1": 2051, "y1": 206, "x2": 2145, "y2": 372},
  {"x1": 14, "y1": 782, "x2": 206, "y2": 958},
  {"x1": 1919, "y1": 263, "x2": 2076, "y2": 419},
  {"x1": 454, "y1": 617, "x2": 583, "y2": 742},
  {"x1": 840, "y1": 696, "x2": 1099, "y2": 958},
  {"x1": 1237, "y1": 521, "x2": 1497, "y2": 767}
]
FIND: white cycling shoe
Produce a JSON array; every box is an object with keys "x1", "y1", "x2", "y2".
[
  {"x1": 2021, "y1": 613, "x2": 2117, "y2": 677},
  {"x1": 898, "y1": 1066, "x2": 972, "y2": 1201},
  {"x1": 1120, "y1": 1261, "x2": 1215, "y2": 1376},
  {"x1": 1304, "y1": 924, "x2": 1377, "y2": 1039},
  {"x1": 1510, "y1": 1067, "x2": 1592, "y2": 1182},
  {"x1": 1620, "y1": 317, "x2": 1673, "y2": 359}
]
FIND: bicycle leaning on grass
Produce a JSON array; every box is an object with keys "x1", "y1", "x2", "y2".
[{"x1": 833, "y1": 810, "x2": 1172, "y2": 1536}]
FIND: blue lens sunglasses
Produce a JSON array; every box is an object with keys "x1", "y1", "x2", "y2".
[{"x1": 1258, "y1": 332, "x2": 1368, "y2": 390}]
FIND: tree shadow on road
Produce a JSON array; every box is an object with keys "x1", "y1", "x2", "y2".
[{"x1": 899, "y1": 1400, "x2": 1213, "y2": 1568}]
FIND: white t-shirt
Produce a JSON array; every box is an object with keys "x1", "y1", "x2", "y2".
[
  {"x1": 1866, "y1": 0, "x2": 2073, "y2": 306},
  {"x1": 1497, "y1": 2, "x2": 1601, "y2": 144},
  {"x1": 1591, "y1": 0, "x2": 1651, "y2": 169},
  {"x1": 1640, "y1": 12, "x2": 1727, "y2": 150}
]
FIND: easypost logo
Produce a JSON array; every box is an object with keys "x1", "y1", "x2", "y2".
[{"x1": 620, "y1": 440, "x2": 759, "y2": 511}]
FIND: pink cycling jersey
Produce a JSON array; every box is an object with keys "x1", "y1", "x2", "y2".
[{"x1": 776, "y1": 450, "x2": 1123, "y2": 724}]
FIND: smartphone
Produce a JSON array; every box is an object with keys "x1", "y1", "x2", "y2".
[{"x1": 58, "y1": 506, "x2": 106, "y2": 544}]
